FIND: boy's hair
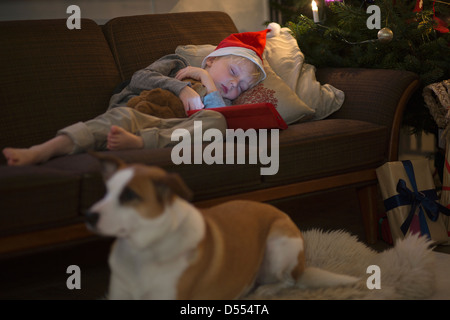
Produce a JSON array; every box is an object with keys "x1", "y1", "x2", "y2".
[{"x1": 215, "y1": 55, "x2": 265, "y2": 89}]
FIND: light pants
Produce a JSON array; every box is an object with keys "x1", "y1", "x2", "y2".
[{"x1": 57, "y1": 107, "x2": 227, "y2": 154}]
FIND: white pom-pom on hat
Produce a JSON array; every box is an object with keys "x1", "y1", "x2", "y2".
[{"x1": 267, "y1": 22, "x2": 281, "y2": 38}]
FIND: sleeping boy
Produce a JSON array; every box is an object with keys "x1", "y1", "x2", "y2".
[{"x1": 3, "y1": 28, "x2": 272, "y2": 166}]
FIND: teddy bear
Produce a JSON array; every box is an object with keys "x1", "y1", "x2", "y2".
[{"x1": 126, "y1": 79, "x2": 207, "y2": 119}]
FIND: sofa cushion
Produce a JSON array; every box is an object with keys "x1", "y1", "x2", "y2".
[
  {"x1": 44, "y1": 145, "x2": 264, "y2": 208},
  {"x1": 0, "y1": 19, "x2": 121, "y2": 164},
  {"x1": 264, "y1": 27, "x2": 345, "y2": 120},
  {"x1": 264, "y1": 119, "x2": 388, "y2": 184},
  {"x1": 233, "y1": 62, "x2": 315, "y2": 124},
  {"x1": 0, "y1": 166, "x2": 80, "y2": 235},
  {"x1": 41, "y1": 153, "x2": 105, "y2": 214},
  {"x1": 102, "y1": 12, "x2": 239, "y2": 80},
  {"x1": 41, "y1": 119, "x2": 387, "y2": 208}
]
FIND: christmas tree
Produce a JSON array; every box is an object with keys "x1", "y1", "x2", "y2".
[{"x1": 271, "y1": 0, "x2": 449, "y2": 134}]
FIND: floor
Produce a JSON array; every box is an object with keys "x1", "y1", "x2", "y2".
[{"x1": 1, "y1": 186, "x2": 448, "y2": 300}]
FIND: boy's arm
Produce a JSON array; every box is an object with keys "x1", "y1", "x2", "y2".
[
  {"x1": 179, "y1": 86, "x2": 205, "y2": 111},
  {"x1": 129, "y1": 54, "x2": 190, "y2": 97},
  {"x1": 175, "y1": 66, "x2": 228, "y2": 109},
  {"x1": 108, "y1": 54, "x2": 203, "y2": 110},
  {"x1": 175, "y1": 66, "x2": 217, "y2": 96}
]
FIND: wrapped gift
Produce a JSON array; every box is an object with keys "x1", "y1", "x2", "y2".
[
  {"x1": 376, "y1": 159, "x2": 450, "y2": 244},
  {"x1": 439, "y1": 147, "x2": 450, "y2": 240},
  {"x1": 378, "y1": 213, "x2": 393, "y2": 245},
  {"x1": 424, "y1": 79, "x2": 450, "y2": 240}
]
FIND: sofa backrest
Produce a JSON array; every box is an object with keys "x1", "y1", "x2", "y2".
[
  {"x1": 0, "y1": 12, "x2": 239, "y2": 164},
  {"x1": 0, "y1": 19, "x2": 121, "y2": 153},
  {"x1": 103, "y1": 11, "x2": 239, "y2": 80}
]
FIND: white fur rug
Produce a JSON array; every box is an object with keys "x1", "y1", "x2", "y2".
[{"x1": 246, "y1": 229, "x2": 437, "y2": 300}]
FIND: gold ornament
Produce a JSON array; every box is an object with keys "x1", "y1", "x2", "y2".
[{"x1": 377, "y1": 27, "x2": 394, "y2": 43}]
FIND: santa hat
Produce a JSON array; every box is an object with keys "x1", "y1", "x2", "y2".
[{"x1": 202, "y1": 23, "x2": 281, "y2": 82}]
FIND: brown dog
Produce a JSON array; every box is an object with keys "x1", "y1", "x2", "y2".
[{"x1": 86, "y1": 155, "x2": 358, "y2": 299}]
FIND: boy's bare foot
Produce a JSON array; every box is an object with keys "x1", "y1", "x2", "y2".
[
  {"x1": 2, "y1": 147, "x2": 44, "y2": 166},
  {"x1": 3, "y1": 135, "x2": 74, "y2": 166},
  {"x1": 107, "y1": 125, "x2": 144, "y2": 151}
]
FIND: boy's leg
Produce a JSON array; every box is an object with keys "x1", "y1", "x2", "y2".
[
  {"x1": 3, "y1": 134, "x2": 74, "y2": 166},
  {"x1": 105, "y1": 109, "x2": 227, "y2": 150},
  {"x1": 137, "y1": 109, "x2": 227, "y2": 149},
  {"x1": 58, "y1": 107, "x2": 164, "y2": 153},
  {"x1": 3, "y1": 107, "x2": 227, "y2": 165},
  {"x1": 2, "y1": 107, "x2": 147, "y2": 166}
]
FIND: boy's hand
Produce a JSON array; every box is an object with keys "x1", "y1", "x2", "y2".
[
  {"x1": 179, "y1": 86, "x2": 204, "y2": 111},
  {"x1": 176, "y1": 67, "x2": 217, "y2": 94},
  {"x1": 175, "y1": 66, "x2": 207, "y2": 81}
]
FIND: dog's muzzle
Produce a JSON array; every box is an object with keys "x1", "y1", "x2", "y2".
[{"x1": 85, "y1": 211, "x2": 100, "y2": 229}]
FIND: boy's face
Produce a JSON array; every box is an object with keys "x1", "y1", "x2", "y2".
[{"x1": 205, "y1": 57, "x2": 256, "y2": 100}]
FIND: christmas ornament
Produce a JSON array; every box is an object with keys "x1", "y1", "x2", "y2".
[
  {"x1": 432, "y1": 1, "x2": 449, "y2": 34},
  {"x1": 414, "y1": 0, "x2": 449, "y2": 33},
  {"x1": 314, "y1": 23, "x2": 395, "y2": 45},
  {"x1": 377, "y1": 27, "x2": 394, "y2": 43}
]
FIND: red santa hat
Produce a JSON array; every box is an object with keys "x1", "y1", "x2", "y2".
[{"x1": 202, "y1": 23, "x2": 281, "y2": 82}]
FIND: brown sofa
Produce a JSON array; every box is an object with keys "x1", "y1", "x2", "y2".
[{"x1": 0, "y1": 11, "x2": 419, "y2": 257}]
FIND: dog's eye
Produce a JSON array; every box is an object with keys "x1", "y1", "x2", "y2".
[{"x1": 119, "y1": 187, "x2": 141, "y2": 204}]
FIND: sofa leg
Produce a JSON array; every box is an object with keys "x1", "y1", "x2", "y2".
[{"x1": 357, "y1": 184, "x2": 379, "y2": 244}]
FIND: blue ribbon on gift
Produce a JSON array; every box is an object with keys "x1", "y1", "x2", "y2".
[{"x1": 383, "y1": 160, "x2": 450, "y2": 239}]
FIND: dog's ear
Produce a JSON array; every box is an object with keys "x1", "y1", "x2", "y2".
[
  {"x1": 154, "y1": 172, "x2": 193, "y2": 204},
  {"x1": 89, "y1": 151, "x2": 126, "y2": 181}
]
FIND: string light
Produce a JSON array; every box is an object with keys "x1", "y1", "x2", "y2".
[{"x1": 314, "y1": 23, "x2": 394, "y2": 44}]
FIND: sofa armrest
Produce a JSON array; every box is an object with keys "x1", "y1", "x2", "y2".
[{"x1": 316, "y1": 68, "x2": 420, "y2": 160}]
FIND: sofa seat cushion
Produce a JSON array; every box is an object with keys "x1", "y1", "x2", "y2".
[
  {"x1": 0, "y1": 166, "x2": 80, "y2": 235},
  {"x1": 42, "y1": 153, "x2": 106, "y2": 214},
  {"x1": 40, "y1": 118, "x2": 387, "y2": 212},
  {"x1": 44, "y1": 146, "x2": 264, "y2": 208},
  {"x1": 264, "y1": 119, "x2": 388, "y2": 184},
  {"x1": 99, "y1": 148, "x2": 264, "y2": 201}
]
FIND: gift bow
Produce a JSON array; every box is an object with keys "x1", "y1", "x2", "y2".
[
  {"x1": 395, "y1": 179, "x2": 450, "y2": 237},
  {"x1": 383, "y1": 160, "x2": 450, "y2": 239}
]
